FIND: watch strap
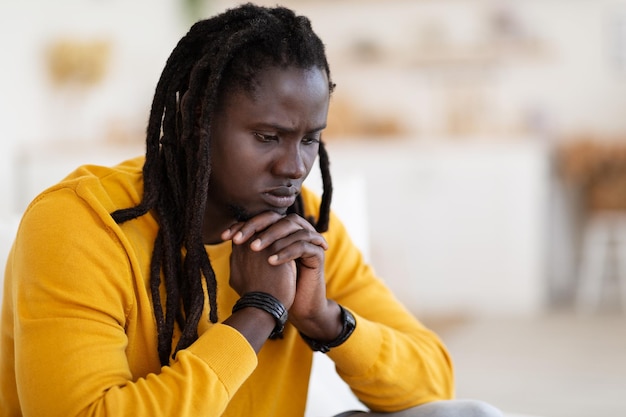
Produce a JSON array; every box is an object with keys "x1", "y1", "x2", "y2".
[{"x1": 300, "y1": 305, "x2": 356, "y2": 353}]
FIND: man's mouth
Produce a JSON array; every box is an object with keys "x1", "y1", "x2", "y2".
[{"x1": 262, "y1": 186, "x2": 299, "y2": 209}]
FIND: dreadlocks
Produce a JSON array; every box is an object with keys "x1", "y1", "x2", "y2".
[{"x1": 111, "y1": 3, "x2": 335, "y2": 366}]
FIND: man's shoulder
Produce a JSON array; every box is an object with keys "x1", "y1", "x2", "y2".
[
  {"x1": 66, "y1": 156, "x2": 145, "y2": 183},
  {"x1": 25, "y1": 156, "x2": 146, "y2": 219}
]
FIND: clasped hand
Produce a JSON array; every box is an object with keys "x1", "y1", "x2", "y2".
[{"x1": 222, "y1": 211, "x2": 339, "y2": 340}]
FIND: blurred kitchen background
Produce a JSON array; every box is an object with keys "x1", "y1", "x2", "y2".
[{"x1": 1, "y1": 1, "x2": 626, "y2": 416}]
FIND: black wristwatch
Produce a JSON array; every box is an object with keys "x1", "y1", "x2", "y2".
[{"x1": 300, "y1": 305, "x2": 356, "y2": 353}]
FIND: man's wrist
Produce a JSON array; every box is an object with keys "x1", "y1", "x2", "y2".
[
  {"x1": 232, "y1": 292, "x2": 288, "y2": 339},
  {"x1": 299, "y1": 305, "x2": 356, "y2": 353}
]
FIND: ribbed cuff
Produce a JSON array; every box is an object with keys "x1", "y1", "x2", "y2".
[
  {"x1": 326, "y1": 312, "x2": 383, "y2": 376},
  {"x1": 186, "y1": 323, "x2": 257, "y2": 394}
]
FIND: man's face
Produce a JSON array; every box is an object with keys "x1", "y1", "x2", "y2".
[{"x1": 206, "y1": 66, "x2": 330, "y2": 229}]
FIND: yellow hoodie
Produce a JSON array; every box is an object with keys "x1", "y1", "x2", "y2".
[{"x1": 1, "y1": 156, "x2": 453, "y2": 417}]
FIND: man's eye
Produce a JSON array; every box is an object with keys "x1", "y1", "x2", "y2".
[
  {"x1": 302, "y1": 136, "x2": 320, "y2": 145},
  {"x1": 253, "y1": 132, "x2": 278, "y2": 142}
]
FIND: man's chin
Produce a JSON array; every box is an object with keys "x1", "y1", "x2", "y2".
[
  {"x1": 229, "y1": 205, "x2": 252, "y2": 222},
  {"x1": 229, "y1": 205, "x2": 288, "y2": 222}
]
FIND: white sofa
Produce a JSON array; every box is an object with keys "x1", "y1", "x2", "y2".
[{"x1": 0, "y1": 215, "x2": 20, "y2": 302}]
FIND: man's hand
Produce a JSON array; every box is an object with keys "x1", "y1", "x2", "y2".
[
  {"x1": 225, "y1": 212, "x2": 299, "y2": 310},
  {"x1": 222, "y1": 212, "x2": 342, "y2": 341}
]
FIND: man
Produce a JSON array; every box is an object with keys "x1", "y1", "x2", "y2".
[{"x1": 1, "y1": 4, "x2": 502, "y2": 416}]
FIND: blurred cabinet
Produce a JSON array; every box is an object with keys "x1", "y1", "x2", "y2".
[{"x1": 321, "y1": 138, "x2": 551, "y2": 317}]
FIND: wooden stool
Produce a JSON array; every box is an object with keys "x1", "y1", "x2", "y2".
[{"x1": 576, "y1": 211, "x2": 626, "y2": 313}]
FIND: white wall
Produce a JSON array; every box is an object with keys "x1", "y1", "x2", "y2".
[{"x1": 2, "y1": 0, "x2": 623, "y2": 316}]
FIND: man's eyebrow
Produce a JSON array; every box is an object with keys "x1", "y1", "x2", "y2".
[
  {"x1": 308, "y1": 124, "x2": 327, "y2": 133},
  {"x1": 255, "y1": 122, "x2": 327, "y2": 134}
]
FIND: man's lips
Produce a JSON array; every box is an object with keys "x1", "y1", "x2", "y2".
[{"x1": 262, "y1": 186, "x2": 299, "y2": 208}]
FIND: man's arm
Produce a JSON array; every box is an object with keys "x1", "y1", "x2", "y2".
[{"x1": 10, "y1": 189, "x2": 256, "y2": 417}]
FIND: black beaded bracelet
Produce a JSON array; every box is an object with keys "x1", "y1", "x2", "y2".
[
  {"x1": 232, "y1": 292, "x2": 288, "y2": 340},
  {"x1": 299, "y1": 305, "x2": 356, "y2": 353}
]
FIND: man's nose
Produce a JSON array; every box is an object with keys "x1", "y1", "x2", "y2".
[{"x1": 273, "y1": 143, "x2": 307, "y2": 179}]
